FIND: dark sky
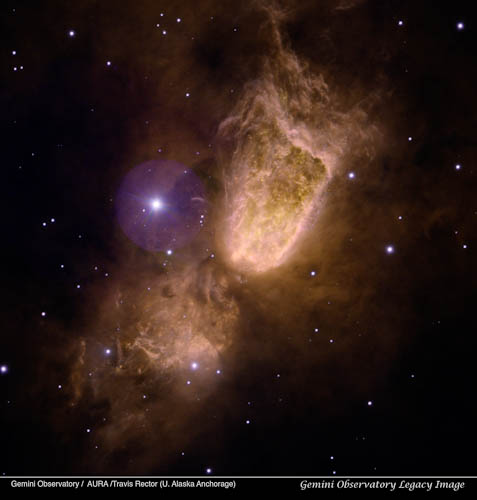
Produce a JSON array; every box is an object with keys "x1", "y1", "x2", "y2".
[{"x1": 2, "y1": 0, "x2": 477, "y2": 476}]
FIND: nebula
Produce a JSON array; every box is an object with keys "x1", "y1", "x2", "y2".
[
  {"x1": 6, "y1": 0, "x2": 476, "y2": 479},
  {"x1": 57, "y1": 1, "x2": 381, "y2": 473},
  {"x1": 217, "y1": 8, "x2": 372, "y2": 273}
]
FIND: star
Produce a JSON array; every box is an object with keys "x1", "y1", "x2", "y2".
[{"x1": 151, "y1": 199, "x2": 163, "y2": 210}]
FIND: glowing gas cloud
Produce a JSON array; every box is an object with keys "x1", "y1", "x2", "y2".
[
  {"x1": 61, "y1": 4, "x2": 380, "y2": 472},
  {"x1": 217, "y1": 10, "x2": 367, "y2": 273}
]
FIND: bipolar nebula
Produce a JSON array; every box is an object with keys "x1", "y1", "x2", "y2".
[{"x1": 5, "y1": 0, "x2": 476, "y2": 477}]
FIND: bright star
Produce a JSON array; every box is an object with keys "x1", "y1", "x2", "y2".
[{"x1": 151, "y1": 199, "x2": 163, "y2": 210}]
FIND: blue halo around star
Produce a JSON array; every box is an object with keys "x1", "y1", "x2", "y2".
[{"x1": 115, "y1": 160, "x2": 206, "y2": 252}]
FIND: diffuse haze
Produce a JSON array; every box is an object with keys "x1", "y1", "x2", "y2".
[{"x1": 58, "y1": 1, "x2": 394, "y2": 473}]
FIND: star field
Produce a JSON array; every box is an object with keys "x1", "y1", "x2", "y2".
[{"x1": 2, "y1": 0, "x2": 477, "y2": 478}]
